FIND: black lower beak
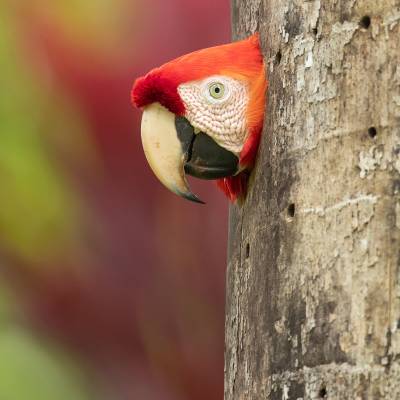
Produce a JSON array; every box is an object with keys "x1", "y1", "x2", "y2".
[{"x1": 175, "y1": 116, "x2": 239, "y2": 180}]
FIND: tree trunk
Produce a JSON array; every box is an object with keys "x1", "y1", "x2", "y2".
[{"x1": 225, "y1": 1, "x2": 400, "y2": 399}]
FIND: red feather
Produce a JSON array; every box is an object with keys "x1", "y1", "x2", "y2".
[
  {"x1": 132, "y1": 72, "x2": 186, "y2": 115},
  {"x1": 216, "y1": 174, "x2": 248, "y2": 202}
]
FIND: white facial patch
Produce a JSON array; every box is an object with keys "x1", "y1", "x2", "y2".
[{"x1": 177, "y1": 76, "x2": 249, "y2": 154}]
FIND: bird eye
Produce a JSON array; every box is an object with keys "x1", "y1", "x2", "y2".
[{"x1": 209, "y1": 82, "x2": 225, "y2": 99}]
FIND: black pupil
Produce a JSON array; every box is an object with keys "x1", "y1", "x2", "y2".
[{"x1": 214, "y1": 87, "x2": 220, "y2": 93}]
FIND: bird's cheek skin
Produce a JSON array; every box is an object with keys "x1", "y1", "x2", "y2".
[
  {"x1": 177, "y1": 78, "x2": 248, "y2": 154},
  {"x1": 140, "y1": 103, "x2": 203, "y2": 203}
]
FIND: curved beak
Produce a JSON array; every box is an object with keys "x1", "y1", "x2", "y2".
[
  {"x1": 141, "y1": 103, "x2": 203, "y2": 203},
  {"x1": 141, "y1": 103, "x2": 238, "y2": 203}
]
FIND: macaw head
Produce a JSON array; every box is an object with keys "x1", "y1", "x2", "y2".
[{"x1": 131, "y1": 34, "x2": 266, "y2": 203}]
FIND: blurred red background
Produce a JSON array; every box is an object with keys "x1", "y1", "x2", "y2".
[{"x1": 0, "y1": 1, "x2": 230, "y2": 399}]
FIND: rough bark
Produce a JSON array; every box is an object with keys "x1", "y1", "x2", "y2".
[{"x1": 225, "y1": 1, "x2": 400, "y2": 399}]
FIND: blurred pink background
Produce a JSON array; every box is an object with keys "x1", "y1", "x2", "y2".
[{"x1": 0, "y1": 1, "x2": 230, "y2": 399}]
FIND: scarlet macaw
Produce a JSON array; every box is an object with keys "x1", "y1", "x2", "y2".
[{"x1": 132, "y1": 34, "x2": 267, "y2": 203}]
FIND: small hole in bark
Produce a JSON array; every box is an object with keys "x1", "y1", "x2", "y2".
[
  {"x1": 245, "y1": 243, "x2": 250, "y2": 259},
  {"x1": 275, "y1": 50, "x2": 282, "y2": 65},
  {"x1": 360, "y1": 15, "x2": 371, "y2": 29},
  {"x1": 368, "y1": 127, "x2": 377, "y2": 138},
  {"x1": 319, "y1": 387, "x2": 327, "y2": 398},
  {"x1": 312, "y1": 27, "x2": 318, "y2": 35},
  {"x1": 287, "y1": 203, "x2": 295, "y2": 218}
]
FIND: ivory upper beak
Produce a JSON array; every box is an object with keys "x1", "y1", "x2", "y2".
[{"x1": 140, "y1": 103, "x2": 203, "y2": 203}]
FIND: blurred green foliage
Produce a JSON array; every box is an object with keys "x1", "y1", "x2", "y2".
[
  {"x1": 22, "y1": 0, "x2": 133, "y2": 53},
  {"x1": 0, "y1": 0, "x2": 229, "y2": 398},
  {"x1": 0, "y1": 327, "x2": 93, "y2": 400},
  {"x1": 0, "y1": 4, "x2": 83, "y2": 266},
  {"x1": 0, "y1": 6, "x2": 95, "y2": 397}
]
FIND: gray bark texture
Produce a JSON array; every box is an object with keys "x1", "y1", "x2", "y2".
[{"x1": 225, "y1": 1, "x2": 400, "y2": 399}]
